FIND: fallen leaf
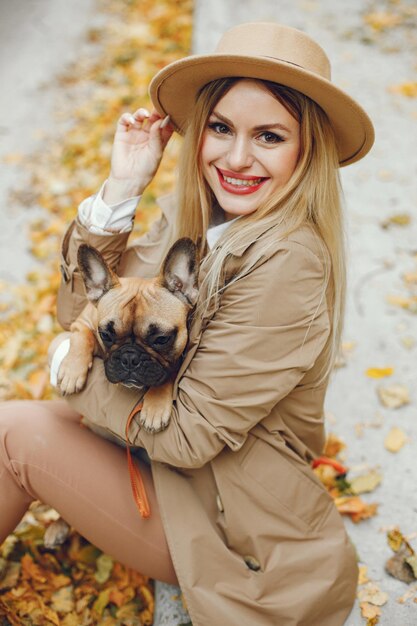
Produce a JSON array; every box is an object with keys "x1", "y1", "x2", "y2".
[
  {"x1": 405, "y1": 555, "x2": 417, "y2": 578},
  {"x1": 50, "y1": 585, "x2": 74, "y2": 614},
  {"x1": 334, "y1": 496, "x2": 378, "y2": 522},
  {"x1": 385, "y1": 551, "x2": 416, "y2": 584},
  {"x1": 381, "y1": 213, "x2": 411, "y2": 228},
  {"x1": 366, "y1": 367, "x2": 394, "y2": 379},
  {"x1": 0, "y1": 562, "x2": 21, "y2": 590},
  {"x1": 359, "y1": 601, "x2": 382, "y2": 620},
  {"x1": 94, "y1": 553, "x2": 114, "y2": 584},
  {"x1": 377, "y1": 384, "x2": 410, "y2": 408},
  {"x1": 384, "y1": 427, "x2": 407, "y2": 452},
  {"x1": 389, "y1": 81, "x2": 417, "y2": 98},
  {"x1": 350, "y1": 470, "x2": 382, "y2": 495},
  {"x1": 358, "y1": 582, "x2": 389, "y2": 606},
  {"x1": 358, "y1": 565, "x2": 369, "y2": 585},
  {"x1": 323, "y1": 432, "x2": 346, "y2": 457}
]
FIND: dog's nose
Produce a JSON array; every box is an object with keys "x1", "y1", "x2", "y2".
[{"x1": 120, "y1": 347, "x2": 140, "y2": 369}]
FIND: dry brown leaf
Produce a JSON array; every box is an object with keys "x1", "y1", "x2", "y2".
[{"x1": 334, "y1": 496, "x2": 378, "y2": 522}]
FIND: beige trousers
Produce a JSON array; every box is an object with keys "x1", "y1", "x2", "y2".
[{"x1": 0, "y1": 400, "x2": 177, "y2": 585}]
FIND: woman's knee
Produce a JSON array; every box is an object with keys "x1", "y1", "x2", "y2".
[{"x1": 0, "y1": 400, "x2": 78, "y2": 460}]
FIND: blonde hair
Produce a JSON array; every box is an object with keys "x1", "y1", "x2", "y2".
[{"x1": 174, "y1": 77, "x2": 346, "y2": 381}]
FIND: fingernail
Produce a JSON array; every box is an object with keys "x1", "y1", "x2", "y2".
[
  {"x1": 160, "y1": 115, "x2": 171, "y2": 129},
  {"x1": 128, "y1": 114, "x2": 136, "y2": 124}
]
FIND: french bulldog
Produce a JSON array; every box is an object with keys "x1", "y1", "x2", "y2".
[
  {"x1": 58, "y1": 236, "x2": 199, "y2": 432},
  {"x1": 44, "y1": 237, "x2": 199, "y2": 548}
]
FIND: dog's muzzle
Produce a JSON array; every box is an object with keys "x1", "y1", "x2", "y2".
[{"x1": 104, "y1": 344, "x2": 171, "y2": 388}]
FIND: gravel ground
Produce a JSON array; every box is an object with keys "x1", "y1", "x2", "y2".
[{"x1": 1, "y1": 0, "x2": 416, "y2": 624}]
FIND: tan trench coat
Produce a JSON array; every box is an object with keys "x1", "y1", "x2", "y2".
[{"x1": 58, "y1": 195, "x2": 358, "y2": 626}]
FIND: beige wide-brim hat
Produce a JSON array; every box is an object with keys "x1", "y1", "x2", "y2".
[{"x1": 150, "y1": 22, "x2": 374, "y2": 166}]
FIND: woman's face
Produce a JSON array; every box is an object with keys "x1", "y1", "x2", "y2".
[{"x1": 200, "y1": 79, "x2": 301, "y2": 221}]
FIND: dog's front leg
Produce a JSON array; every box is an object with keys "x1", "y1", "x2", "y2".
[
  {"x1": 139, "y1": 380, "x2": 174, "y2": 433},
  {"x1": 57, "y1": 322, "x2": 97, "y2": 395}
]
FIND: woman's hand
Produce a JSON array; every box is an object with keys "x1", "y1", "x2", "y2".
[{"x1": 103, "y1": 108, "x2": 174, "y2": 204}]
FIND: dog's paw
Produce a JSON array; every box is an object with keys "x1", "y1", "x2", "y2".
[
  {"x1": 139, "y1": 404, "x2": 171, "y2": 433},
  {"x1": 57, "y1": 356, "x2": 91, "y2": 395},
  {"x1": 44, "y1": 518, "x2": 70, "y2": 549}
]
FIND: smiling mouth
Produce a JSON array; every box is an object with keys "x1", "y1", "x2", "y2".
[{"x1": 216, "y1": 168, "x2": 268, "y2": 195}]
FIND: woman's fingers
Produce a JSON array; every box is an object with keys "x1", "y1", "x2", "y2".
[
  {"x1": 117, "y1": 108, "x2": 151, "y2": 131},
  {"x1": 116, "y1": 108, "x2": 173, "y2": 153}
]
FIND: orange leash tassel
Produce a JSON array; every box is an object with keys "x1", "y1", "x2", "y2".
[{"x1": 125, "y1": 402, "x2": 151, "y2": 519}]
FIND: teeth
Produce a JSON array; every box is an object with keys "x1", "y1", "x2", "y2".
[{"x1": 223, "y1": 174, "x2": 263, "y2": 187}]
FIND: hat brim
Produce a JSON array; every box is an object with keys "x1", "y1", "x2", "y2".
[{"x1": 150, "y1": 54, "x2": 374, "y2": 166}]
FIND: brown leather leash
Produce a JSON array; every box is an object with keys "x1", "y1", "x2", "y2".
[{"x1": 125, "y1": 401, "x2": 151, "y2": 519}]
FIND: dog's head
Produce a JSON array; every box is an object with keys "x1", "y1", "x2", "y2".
[{"x1": 77, "y1": 238, "x2": 199, "y2": 389}]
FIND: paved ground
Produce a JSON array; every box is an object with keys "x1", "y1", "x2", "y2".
[{"x1": 1, "y1": 0, "x2": 416, "y2": 624}]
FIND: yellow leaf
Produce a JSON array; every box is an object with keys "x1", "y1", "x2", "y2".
[
  {"x1": 389, "y1": 81, "x2": 417, "y2": 98},
  {"x1": 51, "y1": 585, "x2": 74, "y2": 614},
  {"x1": 350, "y1": 471, "x2": 382, "y2": 495},
  {"x1": 387, "y1": 294, "x2": 417, "y2": 312},
  {"x1": 364, "y1": 11, "x2": 402, "y2": 31},
  {"x1": 381, "y1": 213, "x2": 411, "y2": 228},
  {"x1": 387, "y1": 528, "x2": 406, "y2": 552},
  {"x1": 384, "y1": 427, "x2": 407, "y2": 452},
  {"x1": 358, "y1": 582, "x2": 389, "y2": 606},
  {"x1": 94, "y1": 553, "x2": 113, "y2": 584},
  {"x1": 377, "y1": 384, "x2": 410, "y2": 408},
  {"x1": 366, "y1": 367, "x2": 394, "y2": 379},
  {"x1": 358, "y1": 565, "x2": 369, "y2": 585},
  {"x1": 92, "y1": 588, "x2": 111, "y2": 616},
  {"x1": 360, "y1": 601, "x2": 382, "y2": 621}
]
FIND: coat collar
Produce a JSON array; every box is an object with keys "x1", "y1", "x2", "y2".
[{"x1": 173, "y1": 220, "x2": 290, "y2": 394}]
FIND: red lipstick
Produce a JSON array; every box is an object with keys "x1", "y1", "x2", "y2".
[{"x1": 216, "y1": 167, "x2": 268, "y2": 195}]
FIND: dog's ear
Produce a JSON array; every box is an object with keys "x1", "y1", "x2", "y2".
[
  {"x1": 161, "y1": 238, "x2": 199, "y2": 307},
  {"x1": 77, "y1": 244, "x2": 120, "y2": 304}
]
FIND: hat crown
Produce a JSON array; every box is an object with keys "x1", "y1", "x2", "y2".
[{"x1": 215, "y1": 22, "x2": 331, "y2": 80}]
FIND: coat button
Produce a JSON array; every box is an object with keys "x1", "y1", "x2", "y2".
[
  {"x1": 216, "y1": 494, "x2": 224, "y2": 513},
  {"x1": 244, "y1": 555, "x2": 261, "y2": 572}
]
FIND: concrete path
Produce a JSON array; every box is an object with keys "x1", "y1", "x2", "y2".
[{"x1": 1, "y1": 0, "x2": 416, "y2": 624}]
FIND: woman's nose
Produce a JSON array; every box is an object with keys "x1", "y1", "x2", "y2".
[{"x1": 226, "y1": 136, "x2": 254, "y2": 171}]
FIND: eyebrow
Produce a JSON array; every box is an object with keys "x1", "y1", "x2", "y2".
[{"x1": 211, "y1": 110, "x2": 292, "y2": 134}]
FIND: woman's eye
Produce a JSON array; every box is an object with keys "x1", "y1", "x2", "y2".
[
  {"x1": 208, "y1": 122, "x2": 230, "y2": 135},
  {"x1": 259, "y1": 131, "x2": 284, "y2": 144}
]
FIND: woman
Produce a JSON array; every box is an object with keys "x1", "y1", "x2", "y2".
[{"x1": 0, "y1": 22, "x2": 374, "y2": 625}]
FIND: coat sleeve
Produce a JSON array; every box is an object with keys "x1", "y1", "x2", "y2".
[
  {"x1": 56, "y1": 194, "x2": 176, "y2": 330},
  {"x1": 65, "y1": 240, "x2": 330, "y2": 468}
]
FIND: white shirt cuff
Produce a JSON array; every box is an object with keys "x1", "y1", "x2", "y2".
[
  {"x1": 78, "y1": 180, "x2": 141, "y2": 235},
  {"x1": 49, "y1": 338, "x2": 71, "y2": 387}
]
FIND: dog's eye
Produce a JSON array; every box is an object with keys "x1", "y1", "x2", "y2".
[
  {"x1": 153, "y1": 335, "x2": 171, "y2": 345},
  {"x1": 147, "y1": 326, "x2": 178, "y2": 351},
  {"x1": 99, "y1": 329, "x2": 114, "y2": 345}
]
